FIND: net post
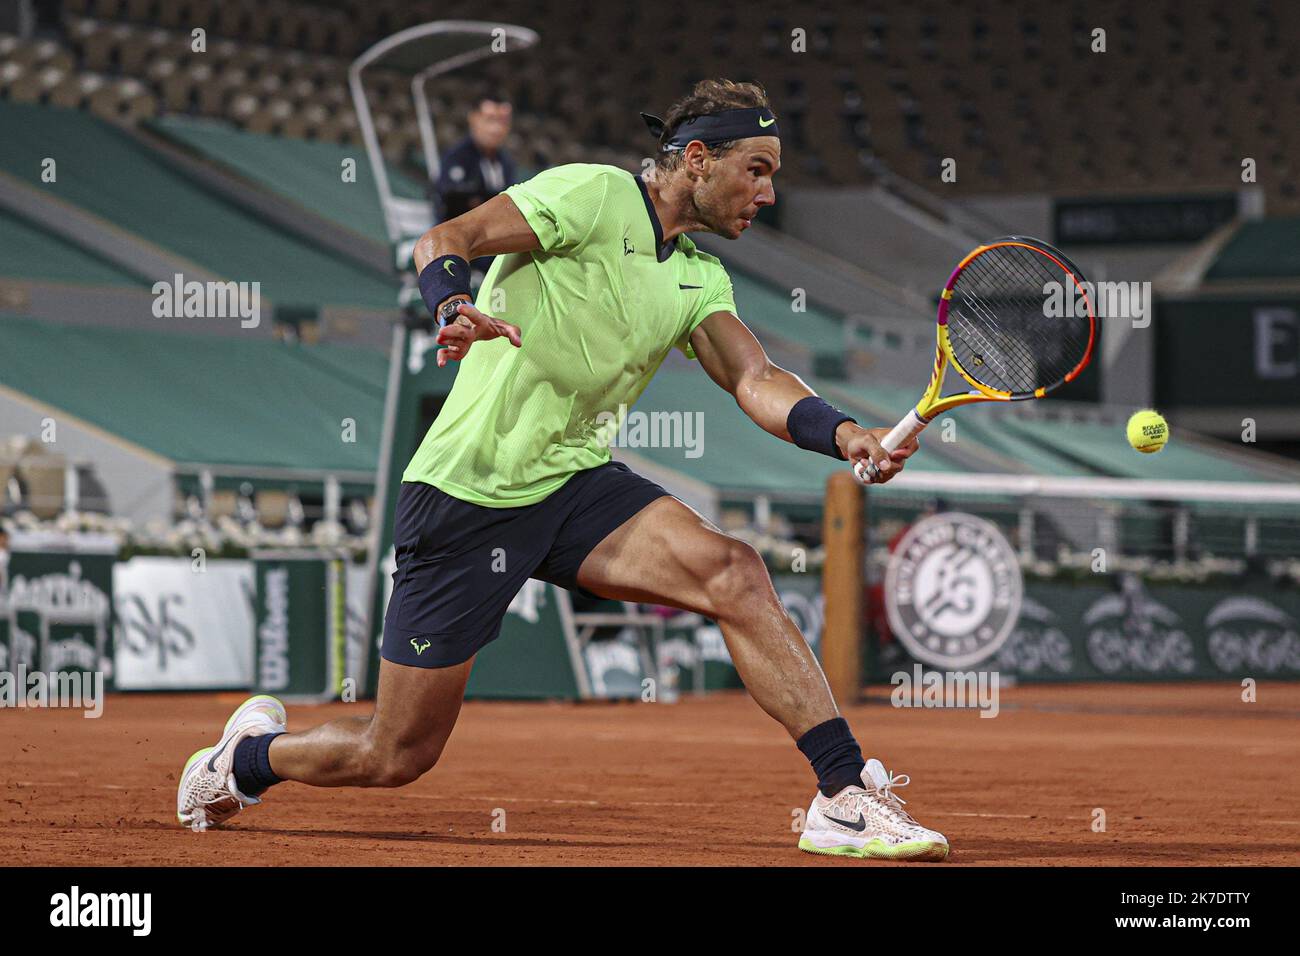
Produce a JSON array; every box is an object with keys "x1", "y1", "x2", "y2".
[{"x1": 821, "y1": 471, "x2": 865, "y2": 705}]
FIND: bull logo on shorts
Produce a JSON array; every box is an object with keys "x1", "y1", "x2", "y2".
[{"x1": 410, "y1": 638, "x2": 431, "y2": 656}]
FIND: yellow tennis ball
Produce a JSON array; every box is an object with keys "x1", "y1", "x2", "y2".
[{"x1": 1126, "y1": 409, "x2": 1169, "y2": 454}]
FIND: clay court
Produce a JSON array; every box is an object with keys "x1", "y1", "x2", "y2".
[{"x1": 4, "y1": 681, "x2": 1298, "y2": 866}]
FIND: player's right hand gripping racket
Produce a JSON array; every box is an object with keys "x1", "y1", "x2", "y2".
[{"x1": 855, "y1": 236, "x2": 1097, "y2": 484}]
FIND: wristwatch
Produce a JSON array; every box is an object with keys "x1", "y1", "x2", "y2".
[{"x1": 437, "y1": 298, "x2": 466, "y2": 328}]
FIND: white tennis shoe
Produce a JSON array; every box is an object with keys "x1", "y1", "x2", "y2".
[
  {"x1": 177, "y1": 695, "x2": 287, "y2": 832},
  {"x1": 798, "y1": 757, "x2": 949, "y2": 861}
]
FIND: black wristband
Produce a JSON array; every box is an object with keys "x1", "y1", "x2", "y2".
[
  {"x1": 787, "y1": 396, "x2": 856, "y2": 460},
  {"x1": 418, "y1": 255, "x2": 472, "y2": 319}
]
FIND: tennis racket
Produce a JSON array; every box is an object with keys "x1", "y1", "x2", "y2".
[{"x1": 855, "y1": 236, "x2": 1097, "y2": 484}]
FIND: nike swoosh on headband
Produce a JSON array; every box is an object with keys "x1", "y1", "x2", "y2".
[{"x1": 641, "y1": 108, "x2": 780, "y2": 148}]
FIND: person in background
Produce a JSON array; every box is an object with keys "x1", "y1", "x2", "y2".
[{"x1": 434, "y1": 96, "x2": 517, "y2": 274}]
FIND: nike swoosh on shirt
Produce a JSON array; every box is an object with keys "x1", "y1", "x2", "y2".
[{"x1": 678, "y1": 284, "x2": 703, "y2": 290}]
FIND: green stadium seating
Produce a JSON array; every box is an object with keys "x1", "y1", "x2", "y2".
[
  {"x1": 1205, "y1": 217, "x2": 1300, "y2": 281},
  {"x1": 999, "y1": 418, "x2": 1283, "y2": 484},
  {"x1": 0, "y1": 207, "x2": 147, "y2": 287},
  {"x1": 0, "y1": 314, "x2": 385, "y2": 473},
  {"x1": 729, "y1": 268, "x2": 856, "y2": 378},
  {"x1": 146, "y1": 115, "x2": 426, "y2": 245},
  {"x1": 0, "y1": 100, "x2": 399, "y2": 310}
]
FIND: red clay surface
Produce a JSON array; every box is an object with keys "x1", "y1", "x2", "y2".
[{"x1": 3, "y1": 682, "x2": 1299, "y2": 866}]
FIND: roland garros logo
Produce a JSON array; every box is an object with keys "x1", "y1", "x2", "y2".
[{"x1": 884, "y1": 513, "x2": 1023, "y2": 668}]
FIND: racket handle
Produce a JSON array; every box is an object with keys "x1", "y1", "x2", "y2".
[{"x1": 853, "y1": 409, "x2": 930, "y2": 485}]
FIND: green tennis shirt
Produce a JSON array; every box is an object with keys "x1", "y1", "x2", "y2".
[{"x1": 402, "y1": 164, "x2": 737, "y2": 507}]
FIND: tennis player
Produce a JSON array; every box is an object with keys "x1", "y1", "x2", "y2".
[{"x1": 178, "y1": 79, "x2": 948, "y2": 861}]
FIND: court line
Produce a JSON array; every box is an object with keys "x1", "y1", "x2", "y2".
[
  {"x1": 8, "y1": 784, "x2": 1286, "y2": 828},
  {"x1": 860, "y1": 697, "x2": 1300, "y2": 720},
  {"x1": 397, "y1": 794, "x2": 706, "y2": 808}
]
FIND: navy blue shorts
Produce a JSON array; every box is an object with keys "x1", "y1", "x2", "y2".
[{"x1": 381, "y1": 461, "x2": 669, "y2": 668}]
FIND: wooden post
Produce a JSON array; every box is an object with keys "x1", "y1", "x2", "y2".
[{"x1": 821, "y1": 471, "x2": 864, "y2": 705}]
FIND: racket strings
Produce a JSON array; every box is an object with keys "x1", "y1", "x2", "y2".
[
  {"x1": 950, "y1": 285, "x2": 1040, "y2": 389},
  {"x1": 953, "y1": 289, "x2": 1040, "y2": 384},
  {"x1": 970, "y1": 245, "x2": 1092, "y2": 352},
  {"x1": 956, "y1": 250, "x2": 1065, "y2": 382},
  {"x1": 950, "y1": 281, "x2": 1044, "y2": 390},
  {"x1": 947, "y1": 244, "x2": 1093, "y2": 395}
]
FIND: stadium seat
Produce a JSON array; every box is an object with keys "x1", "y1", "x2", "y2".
[
  {"x1": 4, "y1": 65, "x2": 68, "y2": 103},
  {"x1": 47, "y1": 72, "x2": 106, "y2": 109},
  {"x1": 16, "y1": 451, "x2": 66, "y2": 521},
  {"x1": 157, "y1": 61, "x2": 201, "y2": 110},
  {"x1": 22, "y1": 0, "x2": 1300, "y2": 214},
  {"x1": 86, "y1": 77, "x2": 157, "y2": 121},
  {"x1": 208, "y1": 489, "x2": 239, "y2": 520},
  {"x1": 0, "y1": 453, "x2": 16, "y2": 509},
  {"x1": 91, "y1": 0, "x2": 125, "y2": 19},
  {"x1": 255, "y1": 489, "x2": 291, "y2": 529}
]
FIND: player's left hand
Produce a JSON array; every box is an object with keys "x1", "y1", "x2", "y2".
[{"x1": 837, "y1": 423, "x2": 919, "y2": 486}]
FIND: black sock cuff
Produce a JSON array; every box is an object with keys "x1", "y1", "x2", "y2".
[
  {"x1": 797, "y1": 717, "x2": 866, "y2": 797},
  {"x1": 796, "y1": 717, "x2": 854, "y2": 760},
  {"x1": 233, "y1": 731, "x2": 284, "y2": 797}
]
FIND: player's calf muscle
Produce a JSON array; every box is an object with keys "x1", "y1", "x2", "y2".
[
  {"x1": 268, "y1": 659, "x2": 470, "y2": 788},
  {"x1": 697, "y1": 538, "x2": 838, "y2": 732},
  {"x1": 270, "y1": 720, "x2": 445, "y2": 788}
]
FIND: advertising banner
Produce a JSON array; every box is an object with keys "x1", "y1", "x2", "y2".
[
  {"x1": 253, "y1": 551, "x2": 346, "y2": 701},
  {"x1": 869, "y1": 512, "x2": 1300, "y2": 684},
  {"x1": 1, "y1": 534, "x2": 116, "y2": 691},
  {"x1": 113, "y1": 557, "x2": 254, "y2": 690}
]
